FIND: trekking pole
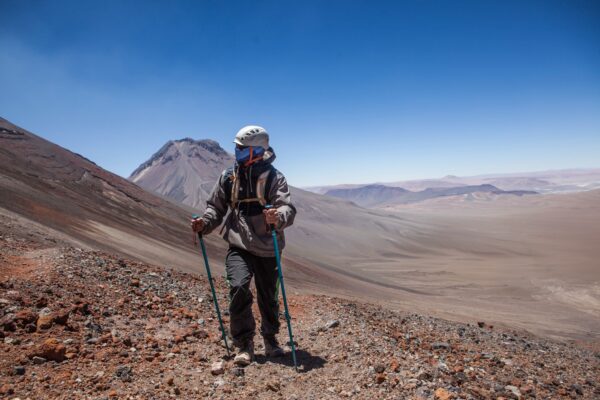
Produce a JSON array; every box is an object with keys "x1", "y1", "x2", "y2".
[
  {"x1": 265, "y1": 205, "x2": 298, "y2": 372},
  {"x1": 192, "y1": 215, "x2": 230, "y2": 358}
]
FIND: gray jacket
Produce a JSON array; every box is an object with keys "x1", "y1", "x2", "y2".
[{"x1": 201, "y1": 151, "x2": 296, "y2": 257}]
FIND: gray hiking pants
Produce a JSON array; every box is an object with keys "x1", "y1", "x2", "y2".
[{"x1": 226, "y1": 247, "x2": 280, "y2": 346}]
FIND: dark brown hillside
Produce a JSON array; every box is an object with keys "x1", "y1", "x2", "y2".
[{"x1": 0, "y1": 117, "x2": 226, "y2": 271}]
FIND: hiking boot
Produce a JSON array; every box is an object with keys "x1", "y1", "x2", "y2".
[
  {"x1": 234, "y1": 341, "x2": 254, "y2": 366},
  {"x1": 264, "y1": 336, "x2": 284, "y2": 357}
]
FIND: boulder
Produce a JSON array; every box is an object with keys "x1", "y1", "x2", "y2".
[{"x1": 29, "y1": 338, "x2": 66, "y2": 362}]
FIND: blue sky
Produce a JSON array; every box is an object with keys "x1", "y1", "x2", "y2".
[{"x1": 1, "y1": 0, "x2": 599, "y2": 187}]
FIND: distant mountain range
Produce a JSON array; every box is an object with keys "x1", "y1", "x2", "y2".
[
  {"x1": 128, "y1": 141, "x2": 562, "y2": 209},
  {"x1": 303, "y1": 168, "x2": 600, "y2": 208},
  {"x1": 325, "y1": 183, "x2": 537, "y2": 208}
]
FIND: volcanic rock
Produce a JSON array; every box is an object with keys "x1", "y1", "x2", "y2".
[{"x1": 29, "y1": 338, "x2": 66, "y2": 362}]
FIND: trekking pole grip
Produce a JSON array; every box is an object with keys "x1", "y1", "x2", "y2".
[
  {"x1": 192, "y1": 214, "x2": 204, "y2": 240},
  {"x1": 264, "y1": 205, "x2": 277, "y2": 232}
]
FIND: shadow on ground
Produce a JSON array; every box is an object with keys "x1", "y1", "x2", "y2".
[{"x1": 255, "y1": 349, "x2": 326, "y2": 372}]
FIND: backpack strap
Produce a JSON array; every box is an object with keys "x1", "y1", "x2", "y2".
[
  {"x1": 255, "y1": 169, "x2": 273, "y2": 206},
  {"x1": 229, "y1": 167, "x2": 239, "y2": 209},
  {"x1": 228, "y1": 167, "x2": 277, "y2": 209}
]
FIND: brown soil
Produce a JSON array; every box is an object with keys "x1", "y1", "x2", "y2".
[{"x1": 0, "y1": 255, "x2": 37, "y2": 283}]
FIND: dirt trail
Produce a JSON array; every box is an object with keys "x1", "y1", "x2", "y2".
[{"x1": 0, "y1": 248, "x2": 57, "y2": 283}]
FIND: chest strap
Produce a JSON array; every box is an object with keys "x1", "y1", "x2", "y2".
[{"x1": 230, "y1": 169, "x2": 272, "y2": 209}]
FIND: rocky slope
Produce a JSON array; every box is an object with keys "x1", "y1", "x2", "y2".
[{"x1": 1, "y1": 219, "x2": 598, "y2": 400}]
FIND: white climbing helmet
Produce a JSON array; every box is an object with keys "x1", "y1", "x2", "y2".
[{"x1": 233, "y1": 125, "x2": 269, "y2": 150}]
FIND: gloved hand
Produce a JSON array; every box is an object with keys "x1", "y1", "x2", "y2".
[
  {"x1": 191, "y1": 217, "x2": 205, "y2": 233},
  {"x1": 263, "y1": 207, "x2": 280, "y2": 226}
]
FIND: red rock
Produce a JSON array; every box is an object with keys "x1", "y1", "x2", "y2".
[
  {"x1": 99, "y1": 333, "x2": 112, "y2": 344},
  {"x1": 36, "y1": 297, "x2": 48, "y2": 308},
  {"x1": 56, "y1": 370, "x2": 73, "y2": 381},
  {"x1": 464, "y1": 386, "x2": 482, "y2": 396},
  {"x1": 521, "y1": 384, "x2": 535, "y2": 394},
  {"x1": 15, "y1": 310, "x2": 38, "y2": 326},
  {"x1": 0, "y1": 384, "x2": 14, "y2": 395},
  {"x1": 53, "y1": 309, "x2": 71, "y2": 325},
  {"x1": 435, "y1": 388, "x2": 452, "y2": 400},
  {"x1": 177, "y1": 308, "x2": 196, "y2": 319},
  {"x1": 65, "y1": 321, "x2": 79, "y2": 332},
  {"x1": 375, "y1": 373, "x2": 386, "y2": 384},
  {"x1": 37, "y1": 314, "x2": 54, "y2": 330},
  {"x1": 390, "y1": 358, "x2": 400, "y2": 372},
  {"x1": 174, "y1": 335, "x2": 185, "y2": 344},
  {"x1": 30, "y1": 338, "x2": 67, "y2": 362},
  {"x1": 0, "y1": 313, "x2": 17, "y2": 331}
]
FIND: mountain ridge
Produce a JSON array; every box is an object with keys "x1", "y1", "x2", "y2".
[
  {"x1": 129, "y1": 138, "x2": 229, "y2": 179},
  {"x1": 325, "y1": 183, "x2": 537, "y2": 208},
  {"x1": 129, "y1": 138, "x2": 234, "y2": 209},
  {"x1": 306, "y1": 168, "x2": 600, "y2": 195}
]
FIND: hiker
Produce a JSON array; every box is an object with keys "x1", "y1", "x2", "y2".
[{"x1": 191, "y1": 125, "x2": 297, "y2": 366}]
